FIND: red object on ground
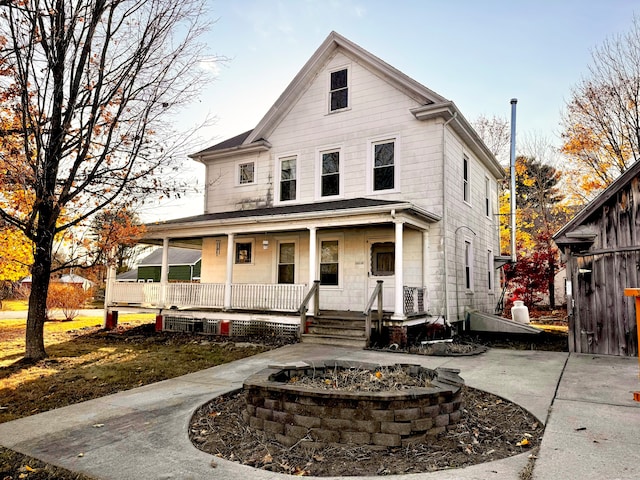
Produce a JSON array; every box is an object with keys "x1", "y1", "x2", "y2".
[
  {"x1": 220, "y1": 320, "x2": 230, "y2": 336},
  {"x1": 155, "y1": 315, "x2": 163, "y2": 332}
]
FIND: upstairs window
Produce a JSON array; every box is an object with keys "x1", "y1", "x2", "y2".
[
  {"x1": 463, "y1": 156, "x2": 470, "y2": 203},
  {"x1": 373, "y1": 141, "x2": 395, "y2": 191},
  {"x1": 279, "y1": 157, "x2": 297, "y2": 202},
  {"x1": 238, "y1": 162, "x2": 255, "y2": 185},
  {"x1": 321, "y1": 151, "x2": 340, "y2": 197},
  {"x1": 329, "y1": 68, "x2": 348, "y2": 112},
  {"x1": 485, "y1": 177, "x2": 491, "y2": 217}
]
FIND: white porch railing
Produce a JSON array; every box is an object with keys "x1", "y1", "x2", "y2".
[
  {"x1": 110, "y1": 282, "x2": 304, "y2": 312},
  {"x1": 165, "y1": 283, "x2": 225, "y2": 308},
  {"x1": 231, "y1": 283, "x2": 305, "y2": 312},
  {"x1": 111, "y1": 282, "x2": 161, "y2": 305}
]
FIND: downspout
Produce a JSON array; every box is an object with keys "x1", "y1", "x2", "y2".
[{"x1": 442, "y1": 112, "x2": 457, "y2": 324}]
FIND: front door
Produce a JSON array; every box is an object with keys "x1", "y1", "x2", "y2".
[{"x1": 367, "y1": 239, "x2": 395, "y2": 311}]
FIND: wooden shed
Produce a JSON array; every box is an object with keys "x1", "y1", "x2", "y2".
[{"x1": 554, "y1": 162, "x2": 640, "y2": 356}]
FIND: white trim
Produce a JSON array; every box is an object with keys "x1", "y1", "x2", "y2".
[
  {"x1": 274, "y1": 153, "x2": 300, "y2": 205},
  {"x1": 366, "y1": 134, "x2": 401, "y2": 195},
  {"x1": 327, "y1": 64, "x2": 351, "y2": 114},
  {"x1": 235, "y1": 160, "x2": 256, "y2": 186},
  {"x1": 315, "y1": 144, "x2": 344, "y2": 200}
]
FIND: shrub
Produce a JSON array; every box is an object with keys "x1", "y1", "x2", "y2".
[{"x1": 47, "y1": 283, "x2": 94, "y2": 321}]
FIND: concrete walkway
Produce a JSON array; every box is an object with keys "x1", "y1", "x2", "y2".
[{"x1": 0, "y1": 345, "x2": 638, "y2": 479}]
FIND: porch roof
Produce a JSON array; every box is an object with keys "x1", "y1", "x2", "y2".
[{"x1": 143, "y1": 198, "x2": 440, "y2": 241}]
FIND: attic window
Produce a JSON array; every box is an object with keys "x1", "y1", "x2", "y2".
[
  {"x1": 329, "y1": 68, "x2": 348, "y2": 111},
  {"x1": 238, "y1": 162, "x2": 255, "y2": 185}
]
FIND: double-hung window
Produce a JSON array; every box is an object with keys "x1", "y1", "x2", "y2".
[
  {"x1": 279, "y1": 156, "x2": 297, "y2": 202},
  {"x1": 463, "y1": 156, "x2": 470, "y2": 203},
  {"x1": 485, "y1": 177, "x2": 491, "y2": 217},
  {"x1": 464, "y1": 240, "x2": 473, "y2": 291},
  {"x1": 321, "y1": 150, "x2": 340, "y2": 197},
  {"x1": 329, "y1": 68, "x2": 348, "y2": 112},
  {"x1": 373, "y1": 140, "x2": 395, "y2": 191}
]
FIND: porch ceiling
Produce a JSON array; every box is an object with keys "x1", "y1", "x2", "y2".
[{"x1": 142, "y1": 198, "x2": 440, "y2": 241}]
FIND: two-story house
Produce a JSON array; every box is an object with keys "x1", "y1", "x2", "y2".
[{"x1": 106, "y1": 32, "x2": 504, "y2": 346}]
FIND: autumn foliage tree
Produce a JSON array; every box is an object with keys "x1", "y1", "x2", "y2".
[
  {"x1": 0, "y1": 0, "x2": 214, "y2": 361},
  {"x1": 561, "y1": 16, "x2": 640, "y2": 201},
  {"x1": 499, "y1": 154, "x2": 569, "y2": 309}
]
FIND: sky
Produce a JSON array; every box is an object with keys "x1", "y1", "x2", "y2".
[{"x1": 147, "y1": 0, "x2": 639, "y2": 221}]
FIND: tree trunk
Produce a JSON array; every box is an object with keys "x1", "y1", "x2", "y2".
[{"x1": 24, "y1": 227, "x2": 55, "y2": 361}]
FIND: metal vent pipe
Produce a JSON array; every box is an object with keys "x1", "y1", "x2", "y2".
[{"x1": 509, "y1": 99, "x2": 518, "y2": 263}]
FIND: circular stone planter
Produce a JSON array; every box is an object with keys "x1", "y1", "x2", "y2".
[{"x1": 242, "y1": 360, "x2": 464, "y2": 448}]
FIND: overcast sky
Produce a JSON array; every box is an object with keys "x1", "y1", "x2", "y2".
[{"x1": 148, "y1": 0, "x2": 639, "y2": 221}]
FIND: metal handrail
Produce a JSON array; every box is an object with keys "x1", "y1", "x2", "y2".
[
  {"x1": 298, "y1": 280, "x2": 320, "y2": 337},
  {"x1": 363, "y1": 280, "x2": 383, "y2": 344}
]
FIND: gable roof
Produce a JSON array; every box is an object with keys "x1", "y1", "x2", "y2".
[
  {"x1": 553, "y1": 160, "x2": 640, "y2": 245},
  {"x1": 244, "y1": 31, "x2": 447, "y2": 145},
  {"x1": 190, "y1": 31, "x2": 502, "y2": 178},
  {"x1": 139, "y1": 247, "x2": 201, "y2": 266}
]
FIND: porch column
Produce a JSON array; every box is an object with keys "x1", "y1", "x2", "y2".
[
  {"x1": 224, "y1": 233, "x2": 234, "y2": 309},
  {"x1": 308, "y1": 227, "x2": 317, "y2": 283},
  {"x1": 160, "y1": 237, "x2": 169, "y2": 308},
  {"x1": 392, "y1": 220, "x2": 405, "y2": 320}
]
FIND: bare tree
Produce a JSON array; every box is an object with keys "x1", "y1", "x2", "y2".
[
  {"x1": 561, "y1": 15, "x2": 640, "y2": 196},
  {"x1": 0, "y1": 0, "x2": 215, "y2": 361},
  {"x1": 472, "y1": 114, "x2": 511, "y2": 166}
]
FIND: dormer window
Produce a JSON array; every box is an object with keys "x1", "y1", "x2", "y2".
[{"x1": 329, "y1": 68, "x2": 348, "y2": 112}]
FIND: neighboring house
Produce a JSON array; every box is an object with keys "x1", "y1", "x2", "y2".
[
  {"x1": 106, "y1": 32, "x2": 504, "y2": 344},
  {"x1": 22, "y1": 273, "x2": 94, "y2": 291},
  {"x1": 135, "y1": 247, "x2": 201, "y2": 282},
  {"x1": 116, "y1": 247, "x2": 202, "y2": 282},
  {"x1": 554, "y1": 160, "x2": 640, "y2": 356}
]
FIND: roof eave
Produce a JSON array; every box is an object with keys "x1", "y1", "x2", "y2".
[
  {"x1": 189, "y1": 140, "x2": 272, "y2": 163},
  {"x1": 411, "y1": 102, "x2": 505, "y2": 180},
  {"x1": 142, "y1": 201, "x2": 440, "y2": 238}
]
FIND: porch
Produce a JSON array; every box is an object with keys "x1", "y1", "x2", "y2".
[{"x1": 106, "y1": 280, "x2": 429, "y2": 346}]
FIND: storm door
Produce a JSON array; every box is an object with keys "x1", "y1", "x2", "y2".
[{"x1": 367, "y1": 240, "x2": 395, "y2": 310}]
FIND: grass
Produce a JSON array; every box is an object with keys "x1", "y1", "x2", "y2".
[
  {"x1": 0, "y1": 299, "x2": 29, "y2": 311},
  {"x1": 0, "y1": 316, "x2": 277, "y2": 479}
]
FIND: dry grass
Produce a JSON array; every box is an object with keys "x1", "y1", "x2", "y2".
[
  {"x1": 0, "y1": 317, "x2": 272, "y2": 424},
  {"x1": 0, "y1": 316, "x2": 278, "y2": 479}
]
